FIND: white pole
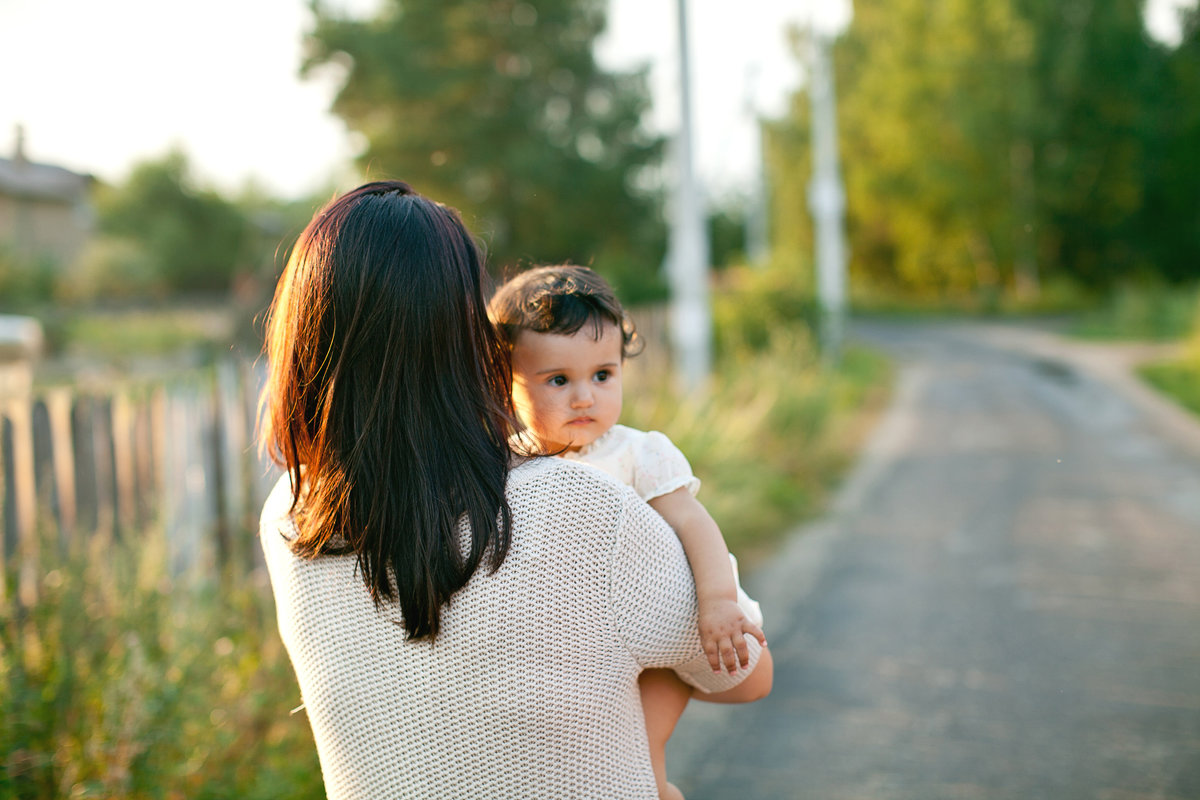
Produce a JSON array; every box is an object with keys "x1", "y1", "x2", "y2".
[
  {"x1": 668, "y1": 0, "x2": 711, "y2": 391},
  {"x1": 806, "y1": 32, "x2": 848, "y2": 362}
]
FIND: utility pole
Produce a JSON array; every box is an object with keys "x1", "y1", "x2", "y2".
[
  {"x1": 668, "y1": 0, "x2": 710, "y2": 391},
  {"x1": 806, "y1": 32, "x2": 848, "y2": 362}
]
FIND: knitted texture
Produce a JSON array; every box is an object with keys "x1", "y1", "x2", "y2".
[{"x1": 260, "y1": 456, "x2": 762, "y2": 799}]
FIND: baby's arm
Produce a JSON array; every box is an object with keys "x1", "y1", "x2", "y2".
[{"x1": 648, "y1": 487, "x2": 767, "y2": 675}]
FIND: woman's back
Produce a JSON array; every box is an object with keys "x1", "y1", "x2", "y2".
[{"x1": 262, "y1": 457, "x2": 710, "y2": 799}]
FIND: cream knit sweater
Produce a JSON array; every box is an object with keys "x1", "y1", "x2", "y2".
[{"x1": 261, "y1": 455, "x2": 761, "y2": 799}]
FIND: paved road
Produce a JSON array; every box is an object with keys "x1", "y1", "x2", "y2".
[{"x1": 668, "y1": 321, "x2": 1200, "y2": 800}]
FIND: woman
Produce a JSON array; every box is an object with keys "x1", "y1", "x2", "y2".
[{"x1": 258, "y1": 180, "x2": 772, "y2": 799}]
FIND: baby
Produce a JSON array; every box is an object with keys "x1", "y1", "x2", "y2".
[{"x1": 489, "y1": 265, "x2": 766, "y2": 800}]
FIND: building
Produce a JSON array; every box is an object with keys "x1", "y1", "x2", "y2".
[{"x1": 0, "y1": 127, "x2": 94, "y2": 268}]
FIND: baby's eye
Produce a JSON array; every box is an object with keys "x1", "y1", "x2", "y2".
[
  {"x1": 548, "y1": 375, "x2": 568, "y2": 387},
  {"x1": 594, "y1": 370, "x2": 610, "y2": 382}
]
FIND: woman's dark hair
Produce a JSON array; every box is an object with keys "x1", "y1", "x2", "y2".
[
  {"x1": 488, "y1": 265, "x2": 642, "y2": 357},
  {"x1": 259, "y1": 180, "x2": 514, "y2": 641}
]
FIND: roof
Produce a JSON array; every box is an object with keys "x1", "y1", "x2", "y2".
[{"x1": 0, "y1": 156, "x2": 92, "y2": 203}]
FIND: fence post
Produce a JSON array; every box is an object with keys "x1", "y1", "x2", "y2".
[
  {"x1": 46, "y1": 388, "x2": 77, "y2": 544},
  {"x1": 112, "y1": 392, "x2": 137, "y2": 534},
  {"x1": 8, "y1": 397, "x2": 39, "y2": 608},
  {"x1": 209, "y1": 371, "x2": 230, "y2": 574}
]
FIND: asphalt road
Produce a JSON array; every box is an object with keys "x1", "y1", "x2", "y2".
[{"x1": 667, "y1": 321, "x2": 1200, "y2": 800}]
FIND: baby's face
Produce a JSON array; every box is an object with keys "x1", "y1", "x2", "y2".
[{"x1": 510, "y1": 322, "x2": 624, "y2": 452}]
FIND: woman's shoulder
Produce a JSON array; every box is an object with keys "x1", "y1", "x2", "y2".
[
  {"x1": 508, "y1": 456, "x2": 646, "y2": 521},
  {"x1": 259, "y1": 472, "x2": 297, "y2": 536},
  {"x1": 509, "y1": 454, "x2": 631, "y2": 494}
]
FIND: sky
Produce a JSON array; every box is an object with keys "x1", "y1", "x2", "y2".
[{"x1": 0, "y1": 0, "x2": 1193, "y2": 201}]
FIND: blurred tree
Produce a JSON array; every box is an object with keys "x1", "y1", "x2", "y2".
[
  {"x1": 1015, "y1": 0, "x2": 1164, "y2": 287},
  {"x1": 304, "y1": 0, "x2": 666, "y2": 298},
  {"x1": 835, "y1": 0, "x2": 1034, "y2": 299},
  {"x1": 1142, "y1": 6, "x2": 1200, "y2": 282},
  {"x1": 707, "y1": 200, "x2": 748, "y2": 269},
  {"x1": 95, "y1": 150, "x2": 250, "y2": 294},
  {"x1": 769, "y1": 0, "x2": 1197, "y2": 301}
]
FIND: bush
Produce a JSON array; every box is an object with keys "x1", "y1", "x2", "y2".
[
  {"x1": 712, "y1": 264, "x2": 820, "y2": 357},
  {"x1": 57, "y1": 237, "x2": 167, "y2": 306}
]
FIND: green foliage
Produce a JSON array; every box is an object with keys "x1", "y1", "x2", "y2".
[
  {"x1": 60, "y1": 237, "x2": 167, "y2": 305},
  {"x1": 767, "y1": 0, "x2": 1200, "y2": 302},
  {"x1": 712, "y1": 263, "x2": 819, "y2": 357},
  {"x1": 0, "y1": 532, "x2": 323, "y2": 799},
  {"x1": 708, "y1": 201, "x2": 749, "y2": 270},
  {"x1": 94, "y1": 150, "x2": 251, "y2": 294},
  {"x1": 589, "y1": 246, "x2": 667, "y2": 307},
  {"x1": 305, "y1": 0, "x2": 665, "y2": 274},
  {"x1": 0, "y1": 245, "x2": 58, "y2": 311}
]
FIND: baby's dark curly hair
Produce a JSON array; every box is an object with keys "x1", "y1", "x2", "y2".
[{"x1": 488, "y1": 265, "x2": 642, "y2": 358}]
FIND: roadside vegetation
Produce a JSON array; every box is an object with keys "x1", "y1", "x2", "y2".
[{"x1": 1136, "y1": 293, "x2": 1200, "y2": 417}]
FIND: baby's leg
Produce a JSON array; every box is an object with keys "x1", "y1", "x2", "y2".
[{"x1": 639, "y1": 668, "x2": 693, "y2": 800}]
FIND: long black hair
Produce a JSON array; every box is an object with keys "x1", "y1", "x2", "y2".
[{"x1": 260, "y1": 180, "x2": 514, "y2": 640}]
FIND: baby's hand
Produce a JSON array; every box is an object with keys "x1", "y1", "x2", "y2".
[{"x1": 698, "y1": 598, "x2": 768, "y2": 675}]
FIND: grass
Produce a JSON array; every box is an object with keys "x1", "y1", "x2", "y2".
[
  {"x1": 1140, "y1": 359, "x2": 1200, "y2": 416},
  {"x1": 1067, "y1": 283, "x2": 1200, "y2": 342},
  {"x1": 1, "y1": 532, "x2": 324, "y2": 800}
]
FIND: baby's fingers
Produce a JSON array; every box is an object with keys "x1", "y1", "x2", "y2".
[
  {"x1": 742, "y1": 618, "x2": 768, "y2": 647},
  {"x1": 703, "y1": 638, "x2": 723, "y2": 673},
  {"x1": 730, "y1": 631, "x2": 753, "y2": 672},
  {"x1": 720, "y1": 636, "x2": 742, "y2": 675}
]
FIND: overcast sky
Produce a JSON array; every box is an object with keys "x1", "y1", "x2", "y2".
[{"x1": 0, "y1": 0, "x2": 1191, "y2": 200}]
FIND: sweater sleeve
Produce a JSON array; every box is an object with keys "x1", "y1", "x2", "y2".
[{"x1": 608, "y1": 490, "x2": 761, "y2": 693}]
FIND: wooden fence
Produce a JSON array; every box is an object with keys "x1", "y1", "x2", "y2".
[
  {"x1": 0, "y1": 358, "x2": 281, "y2": 606},
  {"x1": 0, "y1": 305, "x2": 674, "y2": 608}
]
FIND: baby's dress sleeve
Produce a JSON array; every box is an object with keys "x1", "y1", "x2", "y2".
[{"x1": 632, "y1": 431, "x2": 702, "y2": 502}]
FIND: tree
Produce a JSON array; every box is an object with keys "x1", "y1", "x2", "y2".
[
  {"x1": 94, "y1": 150, "x2": 250, "y2": 294},
  {"x1": 1142, "y1": 6, "x2": 1200, "y2": 282},
  {"x1": 1014, "y1": 0, "x2": 1164, "y2": 287},
  {"x1": 304, "y1": 0, "x2": 665, "y2": 295},
  {"x1": 767, "y1": 0, "x2": 1195, "y2": 301}
]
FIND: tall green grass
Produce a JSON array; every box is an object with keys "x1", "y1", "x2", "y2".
[{"x1": 1, "y1": 532, "x2": 323, "y2": 799}]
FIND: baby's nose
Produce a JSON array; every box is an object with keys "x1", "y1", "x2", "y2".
[{"x1": 570, "y1": 387, "x2": 594, "y2": 408}]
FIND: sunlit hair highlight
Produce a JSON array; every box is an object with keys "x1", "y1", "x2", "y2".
[{"x1": 258, "y1": 180, "x2": 515, "y2": 641}]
